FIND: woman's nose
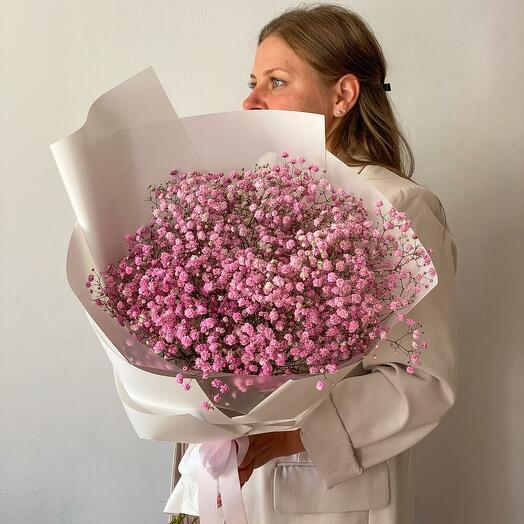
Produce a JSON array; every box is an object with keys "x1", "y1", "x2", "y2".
[{"x1": 242, "y1": 90, "x2": 267, "y2": 110}]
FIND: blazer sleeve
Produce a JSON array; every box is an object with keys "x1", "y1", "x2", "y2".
[{"x1": 298, "y1": 184, "x2": 459, "y2": 490}]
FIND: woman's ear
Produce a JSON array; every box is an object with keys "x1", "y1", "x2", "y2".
[{"x1": 333, "y1": 73, "x2": 360, "y2": 114}]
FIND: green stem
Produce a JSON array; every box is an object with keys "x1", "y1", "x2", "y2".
[{"x1": 168, "y1": 514, "x2": 200, "y2": 524}]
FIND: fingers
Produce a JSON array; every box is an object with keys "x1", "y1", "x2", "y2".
[
  {"x1": 238, "y1": 460, "x2": 255, "y2": 486},
  {"x1": 238, "y1": 449, "x2": 254, "y2": 470}
]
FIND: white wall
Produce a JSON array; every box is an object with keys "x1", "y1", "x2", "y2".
[{"x1": 1, "y1": 1, "x2": 522, "y2": 523}]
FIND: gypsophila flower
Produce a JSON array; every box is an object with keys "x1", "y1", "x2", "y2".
[{"x1": 87, "y1": 151, "x2": 436, "y2": 407}]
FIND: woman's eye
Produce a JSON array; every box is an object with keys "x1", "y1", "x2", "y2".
[{"x1": 247, "y1": 77, "x2": 285, "y2": 90}]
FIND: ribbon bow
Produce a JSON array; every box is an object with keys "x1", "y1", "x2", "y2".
[{"x1": 198, "y1": 436, "x2": 250, "y2": 524}]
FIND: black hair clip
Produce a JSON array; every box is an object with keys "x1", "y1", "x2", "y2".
[{"x1": 383, "y1": 83, "x2": 391, "y2": 91}]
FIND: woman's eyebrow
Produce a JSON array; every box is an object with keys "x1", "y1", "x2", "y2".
[{"x1": 250, "y1": 68, "x2": 291, "y2": 79}]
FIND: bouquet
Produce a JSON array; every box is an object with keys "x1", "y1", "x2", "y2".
[{"x1": 50, "y1": 66, "x2": 437, "y2": 524}]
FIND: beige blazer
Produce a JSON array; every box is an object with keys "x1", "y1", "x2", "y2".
[{"x1": 217, "y1": 163, "x2": 458, "y2": 524}]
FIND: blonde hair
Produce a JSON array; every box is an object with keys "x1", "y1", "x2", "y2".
[{"x1": 256, "y1": 2, "x2": 449, "y2": 236}]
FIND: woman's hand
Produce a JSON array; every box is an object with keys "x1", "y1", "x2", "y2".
[
  {"x1": 217, "y1": 430, "x2": 305, "y2": 508},
  {"x1": 238, "y1": 429, "x2": 305, "y2": 486}
]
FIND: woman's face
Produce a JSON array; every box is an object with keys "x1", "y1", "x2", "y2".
[{"x1": 242, "y1": 34, "x2": 359, "y2": 142}]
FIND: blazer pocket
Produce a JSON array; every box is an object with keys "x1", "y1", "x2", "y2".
[{"x1": 273, "y1": 460, "x2": 390, "y2": 514}]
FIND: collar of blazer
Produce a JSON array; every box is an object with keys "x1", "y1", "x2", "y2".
[
  {"x1": 354, "y1": 162, "x2": 417, "y2": 192},
  {"x1": 355, "y1": 163, "x2": 396, "y2": 179},
  {"x1": 348, "y1": 161, "x2": 391, "y2": 178}
]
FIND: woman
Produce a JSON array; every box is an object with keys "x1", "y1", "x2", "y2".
[{"x1": 171, "y1": 4, "x2": 458, "y2": 523}]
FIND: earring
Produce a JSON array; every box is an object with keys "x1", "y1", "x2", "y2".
[{"x1": 335, "y1": 109, "x2": 346, "y2": 116}]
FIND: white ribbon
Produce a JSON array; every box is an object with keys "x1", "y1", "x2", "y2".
[{"x1": 198, "y1": 436, "x2": 250, "y2": 524}]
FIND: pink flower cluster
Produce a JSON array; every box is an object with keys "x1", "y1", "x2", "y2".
[{"x1": 86, "y1": 151, "x2": 434, "y2": 408}]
